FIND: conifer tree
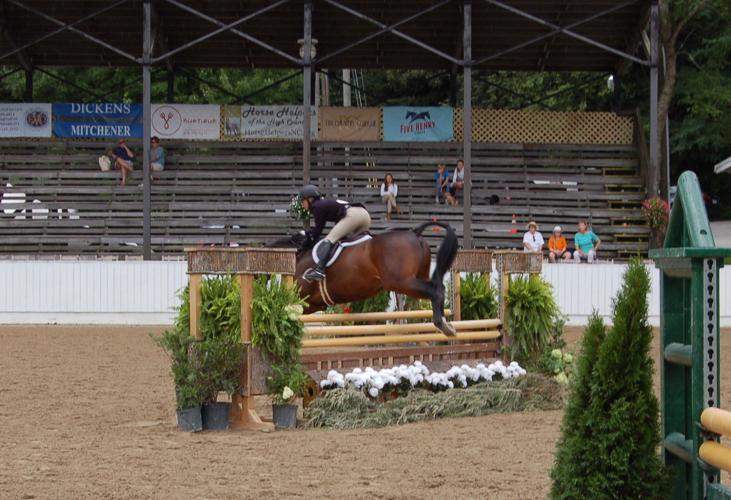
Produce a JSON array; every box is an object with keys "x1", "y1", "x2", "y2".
[{"x1": 551, "y1": 258, "x2": 669, "y2": 499}]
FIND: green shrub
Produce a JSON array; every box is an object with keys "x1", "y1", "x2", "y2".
[
  {"x1": 193, "y1": 336, "x2": 245, "y2": 404},
  {"x1": 349, "y1": 289, "x2": 391, "y2": 314},
  {"x1": 173, "y1": 275, "x2": 240, "y2": 341},
  {"x1": 251, "y1": 276, "x2": 306, "y2": 365},
  {"x1": 550, "y1": 259, "x2": 669, "y2": 498},
  {"x1": 460, "y1": 272, "x2": 498, "y2": 320},
  {"x1": 268, "y1": 362, "x2": 309, "y2": 405},
  {"x1": 506, "y1": 274, "x2": 562, "y2": 366},
  {"x1": 155, "y1": 328, "x2": 207, "y2": 410}
]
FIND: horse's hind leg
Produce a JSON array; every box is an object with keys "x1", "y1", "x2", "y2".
[{"x1": 385, "y1": 277, "x2": 456, "y2": 337}]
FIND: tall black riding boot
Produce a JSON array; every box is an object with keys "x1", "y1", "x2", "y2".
[{"x1": 304, "y1": 240, "x2": 333, "y2": 281}]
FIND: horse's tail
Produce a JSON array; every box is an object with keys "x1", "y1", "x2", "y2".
[{"x1": 412, "y1": 222, "x2": 459, "y2": 285}]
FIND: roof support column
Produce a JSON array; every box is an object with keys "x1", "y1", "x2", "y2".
[
  {"x1": 463, "y1": 0, "x2": 473, "y2": 249},
  {"x1": 142, "y1": 0, "x2": 152, "y2": 259},
  {"x1": 648, "y1": 1, "x2": 660, "y2": 197},
  {"x1": 302, "y1": 0, "x2": 313, "y2": 184},
  {"x1": 24, "y1": 68, "x2": 33, "y2": 102}
]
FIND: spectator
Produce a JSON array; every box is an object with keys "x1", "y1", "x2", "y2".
[
  {"x1": 150, "y1": 136, "x2": 165, "y2": 177},
  {"x1": 447, "y1": 159, "x2": 465, "y2": 205},
  {"x1": 434, "y1": 164, "x2": 450, "y2": 204},
  {"x1": 380, "y1": 173, "x2": 400, "y2": 221},
  {"x1": 522, "y1": 221, "x2": 544, "y2": 253},
  {"x1": 110, "y1": 139, "x2": 134, "y2": 186},
  {"x1": 573, "y1": 220, "x2": 601, "y2": 263},
  {"x1": 548, "y1": 225, "x2": 571, "y2": 262}
]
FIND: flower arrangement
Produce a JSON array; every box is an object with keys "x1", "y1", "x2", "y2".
[
  {"x1": 319, "y1": 360, "x2": 527, "y2": 399},
  {"x1": 289, "y1": 195, "x2": 309, "y2": 222},
  {"x1": 541, "y1": 348, "x2": 574, "y2": 386},
  {"x1": 641, "y1": 197, "x2": 669, "y2": 230}
]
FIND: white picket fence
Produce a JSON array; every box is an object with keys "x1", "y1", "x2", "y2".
[{"x1": 0, "y1": 260, "x2": 728, "y2": 326}]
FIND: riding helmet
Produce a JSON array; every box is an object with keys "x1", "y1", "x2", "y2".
[{"x1": 299, "y1": 184, "x2": 321, "y2": 199}]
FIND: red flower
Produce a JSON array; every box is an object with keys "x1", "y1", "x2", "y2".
[{"x1": 343, "y1": 305, "x2": 351, "y2": 314}]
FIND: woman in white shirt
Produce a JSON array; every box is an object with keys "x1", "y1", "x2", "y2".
[
  {"x1": 522, "y1": 221, "x2": 544, "y2": 253},
  {"x1": 380, "y1": 173, "x2": 400, "y2": 221}
]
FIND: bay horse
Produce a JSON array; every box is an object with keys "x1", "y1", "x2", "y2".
[{"x1": 271, "y1": 222, "x2": 458, "y2": 336}]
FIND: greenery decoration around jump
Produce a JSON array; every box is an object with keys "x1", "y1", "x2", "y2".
[
  {"x1": 459, "y1": 272, "x2": 498, "y2": 320},
  {"x1": 550, "y1": 258, "x2": 670, "y2": 499}
]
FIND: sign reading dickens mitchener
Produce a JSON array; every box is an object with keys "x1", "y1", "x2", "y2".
[
  {"x1": 319, "y1": 107, "x2": 380, "y2": 141},
  {"x1": 53, "y1": 103, "x2": 143, "y2": 138},
  {"x1": 0, "y1": 103, "x2": 52, "y2": 138},
  {"x1": 241, "y1": 105, "x2": 318, "y2": 140},
  {"x1": 382, "y1": 106, "x2": 454, "y2": 142}
]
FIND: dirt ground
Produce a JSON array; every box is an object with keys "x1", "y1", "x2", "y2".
[{"x1": 1, "y1": 326, "x2": 730, "y2": 500}]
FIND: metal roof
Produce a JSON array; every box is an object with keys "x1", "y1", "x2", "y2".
[{"x1": 1, "y1": 0, "x2": 651, "y2": 71}]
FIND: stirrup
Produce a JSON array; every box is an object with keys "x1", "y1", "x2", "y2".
[{"x1": 304, "y1": 267, "x2": 326, "y2": 281}]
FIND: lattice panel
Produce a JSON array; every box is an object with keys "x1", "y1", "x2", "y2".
[{"x1": 454, "y1": 108, "x2": 633, "y2": 144}]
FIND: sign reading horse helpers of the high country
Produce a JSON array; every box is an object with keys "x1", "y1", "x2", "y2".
[
  {"x1": 151, "y1": 104, "x2": 220, "y2": 140},
  {"x1": 0, "y1": 103, "x2": 52, "y2": 137},
  {"x1": 53, "y1": 103, "x2": 142, "y2": 138},
  {"x1": 319, "y1": 107, "x2": 380, "y2": 141},
  {"x1": 383, "y1": 106, "x2": 453, "y2": 141},
  {"x1": 241, "y1": 105, "x2": 318, "y2": 140}
]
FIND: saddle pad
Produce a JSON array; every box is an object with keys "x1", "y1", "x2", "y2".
[{"x1": 312, "y1": 234, "x2": 373, "y2": 267}]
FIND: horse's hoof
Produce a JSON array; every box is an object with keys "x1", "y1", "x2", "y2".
[{"x1": 438, "y1": 319, "x2": 457, "y2": 337}]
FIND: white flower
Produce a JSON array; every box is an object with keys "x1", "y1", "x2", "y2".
[
  {"x1": 368, "y1": 387, "x2": 379, "y2": 398},
  {"x1": 282, "y1": 386, "x2": 294, "y2": 401},
  {"x1": 285, "y1": 304, "x2": 304, "y2": 321}
]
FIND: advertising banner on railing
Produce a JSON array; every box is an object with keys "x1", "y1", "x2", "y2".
[
  {"x1": 53, "y1": 103, "x2": 142, "y2": 138},
  {"x1": 319, "y1": 106, "x2": 380, "y2": 141},
  {"x1": 151, "y1": 104, "x2": 220, "y2": 140},
  {"x1": 240, "y1": 105, "x2": 318, "y2": 140},
  {"x1": 383, "y1": 106, "x2": 453, "y2": 141},
  {"x1": 0, "y1": 103, "x2": 52, "y2": 138}
]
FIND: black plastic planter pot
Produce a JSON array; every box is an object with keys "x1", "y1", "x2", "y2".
[
  {"x1": 272, "y1": 404, "x2": 297, "y2": 429},
  {"x1": 202, "y1": 402, "x2": 230, "y2": 431},
  {"x1": 177, "y1": 406, "x2": 203, "y2": 432}
]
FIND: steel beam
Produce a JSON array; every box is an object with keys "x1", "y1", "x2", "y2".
[
  {"x1": 0, "y1": 0, "x2": 130, "y2": 64},
  {"x1": 302, "y1": 0, "x2": 312, "y2": 184},
  {"x1": 323, "y1": 0, "x2": 461, "y2": 66},
  {"x1": 316, "y1": 0, "x2": 452, "y2": 66},
  {"x1": 649, "y1": 1, "x2": 659, "y2": 197},
  {"x1": 463, "y1": 0, "x2": 472, "y2": 249},
  {"x1": 142, "y1": 0, "x2": 152, "y2": 260},
  {"x1": 8, "y1": 0, "x2": 139, "y2": 64},
  {"x1": 476, "y1": 0, "x2": 647, "y2": 68},
  {"x1": 158, "y1": 0, "x2": 298, "y2": 65}
]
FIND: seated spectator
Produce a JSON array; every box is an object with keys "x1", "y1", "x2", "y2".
[
  {"x1": 110, "y1": 139, "x2": 134, "y2": 186},
  {"x1": 380, "y1": 173, "x2": 400, "y2": 221},
  {"x1": 523, "y1": 221, "x2": 544, "y2": 253},
  {"x1": 446, "y1": 159, "x2": 465, "y2": 206},
  {"x1": 150, "y1": 136, "x2": 165, "y2": 174},
  {"x1": 573, "y1": 220, "x2": 601, "y2": 263},
  {"x1": 434, "y1": 164, "x2": 450, "y2": 204},
  {"x1": 548, "y1": 226, "x2": 572, "y2": 262}
]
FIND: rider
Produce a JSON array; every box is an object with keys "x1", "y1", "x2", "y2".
[{"x1": 299, "y1": 184, "x2": 371, "y2": 281}]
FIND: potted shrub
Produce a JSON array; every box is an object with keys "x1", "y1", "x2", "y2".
[
  {"x1": 195, "y1": 336, "x2": 244, "y2": 431},
  {"x1": 156, "y1": 328, "x2": 206, "y2": 432},
  {"x1": 268, "y1": 363, "x2": 308, "y2": 429}
]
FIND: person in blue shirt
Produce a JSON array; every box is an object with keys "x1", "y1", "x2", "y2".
[
  {"x1": 434, "y1": 164, "x2": 450, "y2": 204},
  {"x1": 110, "y1": 139, "x2": 134, "y2": 185},
  {"x1": 573, "y1": 220, "x2": 601, "y2": 263}
]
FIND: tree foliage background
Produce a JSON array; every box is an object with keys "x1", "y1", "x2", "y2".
[{"x1": 1, "y1": 1, "x2": 729, "y2": 217}]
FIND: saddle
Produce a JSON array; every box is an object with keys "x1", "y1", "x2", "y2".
[{"x1": 311, "y1": 232, "x2": 372, "y2": 267}]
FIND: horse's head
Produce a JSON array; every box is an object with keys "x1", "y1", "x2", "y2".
[{"x1": 267, "y1": 230, "x2": 311, "y2": 254}]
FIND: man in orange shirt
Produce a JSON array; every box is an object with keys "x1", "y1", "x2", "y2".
[{"x1": 548, "y1": 226, "x2": 571, "y2": 263}]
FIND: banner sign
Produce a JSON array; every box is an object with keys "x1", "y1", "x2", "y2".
[
  {"x1": 383, "y1": 106, "x2": 453, "y2": 141},
  {"x1": 241, "y1": 105, "x2": 317, "y2": 140},
  {"x1": 222, "y1": 105, "x2": 242, "y2": 139},
  {"x1": 53, "y1": 103, "x2": 142, "y2": 138},
  {"x1": 151, "y1": 104, "x2": 220, "y2": 140},
  {"x1": 0, "y1": 103, "x2": 52, "y2": 138},
  {"x1": 319, "y1": 106, "x2": 379, "y2": 141}
]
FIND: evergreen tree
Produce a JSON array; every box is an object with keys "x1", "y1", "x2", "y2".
[
  {"x1": 550, "y1": 311, "x2": 607, "y2": 497},
  {"x1": 551, "y1": 258, "x2": 669, "y2": 499}
]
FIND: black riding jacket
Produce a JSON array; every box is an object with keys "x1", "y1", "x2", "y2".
[{"x1": 310, "y1": 199, "x2": 348, "y2": 241}]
